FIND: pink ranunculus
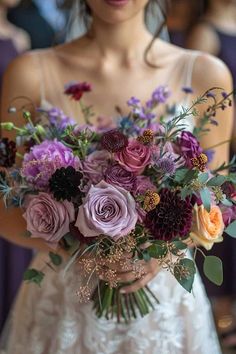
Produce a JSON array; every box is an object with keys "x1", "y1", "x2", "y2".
[
  {"x1": 76, "y1": 181, "x2": 138, "y2": 240},
  {"x1": 115, "y1": 139, "x2": 151, "y2": 174},
  {"x1": 23, "y1": 192, "x2": 74, "y2": 246},
  {"x1": 133, "y1": 176, "x2": 156, "y2": 195},
  {"x1": 82, "y1": 150, "x2": 111, "y2": 184}
]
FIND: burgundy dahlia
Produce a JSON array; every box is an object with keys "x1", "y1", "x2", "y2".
[
  {"x1": 101, "y1": 129, "x2": 128, "y2": 153},
  {"x1": 221, "y1": 181, "x2": 236, "y2": 199},
  {"x1": 0, "y1": 138, "x2": 17, "y2": 168},
  {"x1": 145, "y1": 189, "x2": 193, "y2": 241},
  {"x1": 64, "y1": 82, "x2": 92, "y2": 101}
]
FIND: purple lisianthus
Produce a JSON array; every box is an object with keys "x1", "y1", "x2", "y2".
[
  {"x1": 23, "y1": 192, "x2": 75, "y2": 246},
  {"x1": 47, "y1": 107, "x2": 75, "y2": 131},
  {"x1": 82, "y1": 150, "x2": 111, "y2": 184},
  {"x1": 76, "y1": 181, "x2": 138, "y2": 239},
  {"x1": 127, "y1": 96, "x2": 140, "y2": 107},
  {"x1": 22, "y1": 139, "x2": 80, "y2": 190},
  {"x1": 105, "y1": 164, "x2": 136, "y2": 191},
  {"x1": 182, "y1": 86, "x2": 194, "y2": 94},
  {"x1": 151, "y1": 86, "x2": 171, "y2": 104},
  {"x1": 133, "y1": 176, "x2": 156, "y2": 195},
  {"x1": 177, "y1": 131, "x2": 203, "y2": 167}
]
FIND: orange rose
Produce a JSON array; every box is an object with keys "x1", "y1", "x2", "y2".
[{"x1": 190, "y1": 205, "x2": 224, "y2": 250}]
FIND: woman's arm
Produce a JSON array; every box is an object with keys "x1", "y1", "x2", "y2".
[
  {"x1": 0, "y1": 52, "x2": 50, "y2": 251},
  {"x1": 191, "y1": 53, "x2": 234, "y2": 170}
]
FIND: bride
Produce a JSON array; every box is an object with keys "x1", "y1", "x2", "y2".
[{"x1": 0, "y1": 0, "x2": 233, "y2": 353}]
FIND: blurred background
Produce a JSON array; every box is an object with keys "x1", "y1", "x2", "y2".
[{"x1": 0, "y1": 0, "x2": 235, "y2": 353}]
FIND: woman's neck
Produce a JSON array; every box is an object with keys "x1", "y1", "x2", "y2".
[{"x1": 87, "y1": 11, "x2": 152, "y2": 65}]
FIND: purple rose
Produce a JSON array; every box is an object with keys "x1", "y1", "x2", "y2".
[
  {"x1": 82, "y1": 150, "x2": 111, "y2": 184},
  {"x1": 105, "y1": 164, "x2": 136, "y2": 191},
  {"x1": 76, "y1": 181, "x2": 138, "y2": 239},
  {"x1": 115, "y1": 139, "x2": 151, "y2": 174},
  {"x1": 22, "y1": 140, "x2": 80, "y2": 190},
  {"x1": 133, "y1": 176, "x2": 156, "y2": 195},
  {"x1": 177, "y1": 131, "x2": 203, "y2": 167},
  {"x1": 23, "y1": 192, "x2": 74, "y2": 246}
]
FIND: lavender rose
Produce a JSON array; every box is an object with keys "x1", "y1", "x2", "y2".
[
  {"x1": 76, "y1": 181, "x2": 138, "y2": 239},
  {"x1": 115, "y1": 139, "x2": 151, "y2": 174},
  {"x1": 177, "y1": 131, "x2": 203, "y2": 167},
  {"x1": 23, "y1": 192, "x2": 74, "y2": 245},
  {"x1": 22, "y1": 139, "x2": 80, "y2": 190},
  {"x1": 105, "y1": 164, "x2": 136, "y2": 191},
  {"x1": 82, "y1": 150, "x2": 111, "y2": 184},
  {"x1": 133, "y1": 176, "x2": 156, "y2": 195}
]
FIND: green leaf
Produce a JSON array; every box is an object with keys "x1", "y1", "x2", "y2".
[
  {"x1": 23, "y1": 268, "x2": 45, "y2": 286},
  {"x1": 200, "y1": 187, "x2": 211, "y2": 212},
  {"x1": 171, "y1": 241, "x2": 188, "y2": 254},
  {"x1": 207, "y1": 175, "x2": 226, "y2": 187},
  {"x1": 198, "y1": 172, "x2": 209, "y2": 184},
  {"x1": 225, "y1": 220, "x2": 236, "y2": 238},
  {"x1": 180, "y1": 188, "x2": 192, "y2": 200},
  {"x1": 183, "y1": 169, "x2": 199, "y2": 184},
  {"x1": 221, "y1": 198, "x2": 233, "y2": 207},
  {"x1": 174, "y1": 258, "x2": 196, "y2": 293},
  {"x1": 49, "y1": 252, "x2": 63, "y2": 266},
  {"x1": 174, "y1": 168, "x2": 188, "y2": 183},
  {"x1": 203, "y1": 256, "x2": 223, "y2": 286},
  {"x1": 147, "y1": 241, "x2": 168, "y2": 259}
]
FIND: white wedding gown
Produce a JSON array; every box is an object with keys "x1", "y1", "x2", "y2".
[{"x1": 0, "y1": 50, "x2": 222, "y2": 354}]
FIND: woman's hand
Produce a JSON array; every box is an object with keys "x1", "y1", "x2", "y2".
[{"x1": 99, "y1": 258, "x2": 160, "y2": 294}]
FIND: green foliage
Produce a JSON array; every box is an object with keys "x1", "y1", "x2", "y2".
[
  {"x1": 225, "y1": 220, "x2": 236, "y2": 238},
  {"x1": 174, "y1": 258, "x2": 196, "y2": 293},
  {"x1": 49, "y1": 252, "x2": 63, "y2": 266},
  {"x1": 200, "y1": 187, "x2": 211, "y2": 212},
  {"x1": 203, "y1": 256, "x2": 223, "y2": 286},
  {"x1": 198, "y1": 172, "x2": 209, "y2": 184},
  {"x1": 207, "y1": 175, "x2": 226, "y2": 187},
  {"x1": 146, "y1": 241, "x2": 168, "y2": 259},
  {"x1": 23, "y1": 269, "x2": 45, "y2": 286}
]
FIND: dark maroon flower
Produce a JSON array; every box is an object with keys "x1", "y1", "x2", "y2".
[
  {"x1": 0, "y1": 138, "x2": 17, "y2": 168},
  {"x1": 221, "y1": 181, "x2": 236, "y2": 199},
  {"x1": 64, "y1": 82, "x2": 92, "y2": 101},
  {"x1": 177, "y1": 131, "x2": 203, "y2": 167},
  {"x1": 145, "y1": 189, "x2": 193, "y2": 241},
  {"x1": 101, "y1": 129, "x2": 128, "y2": 153},
  {"x1": 105, "y1": 163, "x2": 136, "y2": 191}
]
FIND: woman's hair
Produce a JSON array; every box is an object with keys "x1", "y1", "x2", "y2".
[{"x1": 58, "y1": 0, "x2": 170, "y2": 66}]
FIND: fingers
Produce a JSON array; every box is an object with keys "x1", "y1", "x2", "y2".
[{"x1": 120, "y1": 273, "x2": 154, "y2": 294}]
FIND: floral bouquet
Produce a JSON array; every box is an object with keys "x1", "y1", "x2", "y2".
[{"x1": 1, "y1": 82, "x2": 236, "y2": 323}]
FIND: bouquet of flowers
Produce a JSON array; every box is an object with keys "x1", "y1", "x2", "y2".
[{"x1": 1, "y1": 82, "x2": 236, "y2": 323}]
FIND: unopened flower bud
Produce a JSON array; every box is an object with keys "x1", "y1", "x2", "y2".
[{"x1": 1, "y1": 122, "x2": 14, "y2": 131}]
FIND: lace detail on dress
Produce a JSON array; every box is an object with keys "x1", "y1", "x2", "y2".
[{"x1": 1, "y1": 253, "x2": 221, "y2": 354}]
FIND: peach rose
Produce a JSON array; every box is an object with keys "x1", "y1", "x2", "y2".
[{"x1": 190, "y1": 205, "x2": 224, "y2": 250}]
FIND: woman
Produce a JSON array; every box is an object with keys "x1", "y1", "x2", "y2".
[
  {"x1": 0, "y1": 1, "x2": 233, "y2": 353},
  {"x1": 187, "y1": 0, "x2": 236, "y2": 348},
  {"x1": 0, "y1": 0, "x2": 31, "y2": 332}
]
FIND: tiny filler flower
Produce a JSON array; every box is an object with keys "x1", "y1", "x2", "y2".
[{"x1": 64, "y1": 81, "x2": 92, "y2": 101}]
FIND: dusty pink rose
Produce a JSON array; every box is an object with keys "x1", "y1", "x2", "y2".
[
  {"x1": 76, "y1": 181, "x2": 138, "y2": 239},
  {"x1": 115, "y1": 139, "x2": 151, "y2": 174},
  {"x1": 23, "y1": 192, "x2": 74, "y2": 246},
  {"x1": 82, "y1": 150, "x2": 111, "y2": 184},
  {"x1": 133, "y1": 176, "x2": 156, "y2": 195}
]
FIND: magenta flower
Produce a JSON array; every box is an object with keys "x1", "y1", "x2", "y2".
[
  {"x1": 76, "y1": 181, "x2": 138, "y2": 239},
  {"x1": 64, "y1": 81, "x2": 92, "y2": 101},
  {"x1": 105, "y1": 164, "x2": 136, "y2": 191},
  {"x1": 82, "y1": 150, "x2": 111, "y2": 184},
  {"x1": 22, "y1": 139, "x2": 80, "y2": 190},
  {"x1": 23, "y1": 193, "x2": 75, "y2": 246},
  {"x1": 115, "y1": 139, "x2": 151, "y2": 174},
  {"x1": 177, "y1": 131, "x2": 203, "y2": 167},
  {"x1": 133, "y1": 176, "x2": 156, "y2": 195}
]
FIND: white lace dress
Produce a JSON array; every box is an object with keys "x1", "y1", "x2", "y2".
[{"x1": 0, "y1": 50, "x2": 222, "y2": 354}]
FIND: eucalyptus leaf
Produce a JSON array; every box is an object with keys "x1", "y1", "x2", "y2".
[
  {"x1": 221, "y1": 198, "x2": 233, "y2": 207},
  {"x1": 174, "y1": 258, "x2": 196, "y2": 293},
  {"x1": 174, "y1": 169, "x2": 188, "y2": 183},
  {"x1": 207, "y1": 175, "x2": 226, "y2": 187},
  {"x1": 147, "y1": 241, "x2": 168, "y2": 259},
  {"x1": 198, "y1": 172, "x2": 209, "y2": 184},
  {"x1": 200, "y1": 187, "x2": 211, "y2": 212},
  {"x1": 23, "y1": 268, "x2": 45, "y2": 286},
  {"x1": 171, "y1": 241, "x2": 188, "y2": 251},
  {"x1": 225, "y1": 220, "x2": 236, "y2": 238},
  {"x1": 203, "y1": 256, "x2": 223, "y2": 286},
  {"x1": 49, "y1": 252, "x2": 63, "y2": 267}
]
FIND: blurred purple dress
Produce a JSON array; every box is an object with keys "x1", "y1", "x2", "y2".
[{"x1": 0, "y1": 38, "x2": 32, "y2": 332}]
